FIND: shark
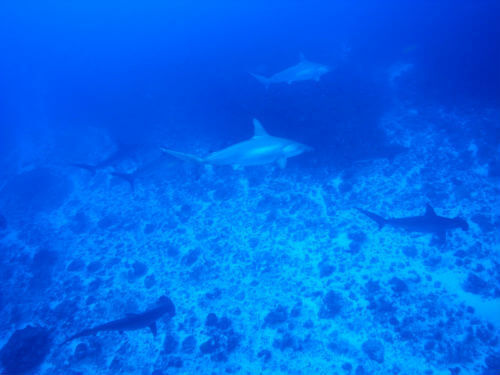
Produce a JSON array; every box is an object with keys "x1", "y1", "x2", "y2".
[
  {"x1": 356, "y1": 204, "x2": 469, "y2": 243},
  {"x1": 161, "y1": 118, "x2": 313, "y2": 169},
  {"x1": 62, "y1": 296, "x2": 175, "y2": 344},
  {"x1": 71, "y1": 143, "x2": 143, "y2": 174},
  {"x1": 251, "y1": 53, "x2": 330, "y2": 88}
]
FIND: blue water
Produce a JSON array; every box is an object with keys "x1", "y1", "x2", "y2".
[{"x1": 1, "y1": 1, "x2": 499, "y2": 374}]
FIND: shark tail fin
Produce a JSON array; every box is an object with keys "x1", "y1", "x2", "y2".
[
  {"x1": 356, "y1": 207, "x2": 386, "y2": 229},
  {"x1": 111, "y1": 172, "x2": 135, "y2": 191},
  {"x1": 71, "y1": 163, "x2": 97, "y2": 175},
  {"x1": 250, "y1": 73, "x2": 271, "y2": 89},
  {"x1": 160, "y1": 147, "x2": 204, "y2": 164}
]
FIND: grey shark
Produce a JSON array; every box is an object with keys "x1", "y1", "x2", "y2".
[
  {"x1": 62, "y1": 296, "x2": 175, "y2": 344},
  {"x1": 356, "y1": 204, "x2": 468, "y2": 243},
  {"x1": 251, "y1": 54, "x2": 330, "y2": 88},
  {"x1": 71, "y1": 143, "x2": 143, "y2": 174},
  {"x1": 161, "y1": 118, "x2": 312, "y2": 169}
]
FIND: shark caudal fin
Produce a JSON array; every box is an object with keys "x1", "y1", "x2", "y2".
[
  {"x1": 70, "y1": 163, "x2": 98, "y2": 175},
  {"x1": 356, "y1": 208, "x2": 387, "y2": 229},
  {"x1": 111, "y1": 172, "x2": 135, "y2": 191},
  {"x1": 250, "y1": 73, "x2": 271, "y2": 89},
  {"x1": 160, "y1": 147, "x2": 205, "y2": 164}
]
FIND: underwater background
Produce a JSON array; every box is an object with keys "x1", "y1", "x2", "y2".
[{"x1": 0, "y1": 0, "x2": 499, "y2": 374}]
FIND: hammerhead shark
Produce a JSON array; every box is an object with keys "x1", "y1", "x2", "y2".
[
  {"x1": 356, "y1": 204, "x2": 469, "y2": 243},
  {"x1": 251, "y1": 53, "x2": 330, "y2": 88},
  {"x1": 161, "y1": 118, "x2": 312, "y2": 169},
  {"x1": 62, "y1": 296, "x2": 175, "y2": 344}
]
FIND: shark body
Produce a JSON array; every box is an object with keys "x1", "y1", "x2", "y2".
[
  {"x1": 63, "y1": 296, "x2": 175, "y2": 344},
  {"x1": 356, "y1": 204, "x2": 468, "y2": 243},
  {"x1": 161, "y1": 119, "x2": 312, "y2": 169},
  {"x1": 251, "y1": 54, "x2": 330, "y2": 88}
]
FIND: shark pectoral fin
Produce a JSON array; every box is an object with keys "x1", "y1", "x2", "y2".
[
  {"x1": 277, "y1": 157, "x2": 287, "y2": 169},
  {"x1": 149, "y1": 322, "x2": 157, "y2": 336},
  {"x1": 160, "y1": 148, "x2": 204, "y2": 164}
]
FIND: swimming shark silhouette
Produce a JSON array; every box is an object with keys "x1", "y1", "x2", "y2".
[
  {"x1": 251, "y1": 53, "x2": 330, "y2": 88},
  {"x1": 356, "y1": 204, "x2": 469, "y2": 243},
  {"x1": 161, "y1": 118, "x2": 312, "y2": 169},
  {"x1": 71, "y1": 143, "x2": 142, "y2": 174},
  {"x1": 62, "y1": 296, "x2": 175, "y2": 344}
]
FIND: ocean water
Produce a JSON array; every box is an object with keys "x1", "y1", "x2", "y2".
[{"x1": 0, "y1": 1, "x2": 499, "y2": 374}]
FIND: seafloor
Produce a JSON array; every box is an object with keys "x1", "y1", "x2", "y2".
[{"x1": 0, "y1": 106, "x2": 499, "y2": 375}]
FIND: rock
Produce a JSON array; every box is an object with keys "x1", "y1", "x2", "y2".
[
  {"x1": 264, "y1": 305, "x2": 288, "y2": 326},
  {"x1": 485, "y1": 353, "x2": 500, "y2": 370},
  {"x1": 30, "y1": 249, "x2": 58, "y2": 291},
  {"x1": 389, "y1": 277, "x2": 408, "y2": 294},
  {"x1": 217, "y1": 317, "x2": 232, "y2": 331},
  {"x1": 67, "y1": 259, "x2": 85, "y2": 272},
  {"x1": 342, "y1": 362, "x2": 353, "y2": 371},
  {"x1": 181, "y1": 336, "x2": 196, "y2": 354},
  {"x1": 0, "y1": 326, "x2": 51, "y2": 374},
  {"x1": 70, "y1": 211, "x2": 91, "y2": 234},
  {"x1": 167, "y1": 356, "x2": 183, "y2": 368},
  {"x1": 205, "y1": 313, "x2": 218, "y2": 327},
  {"x1": 362, "y1": 339, "x2": 384, "y2": 363},
  {"x1": 87, "y1": 261, "x2": 102, "y2": 273},
  {"x1": 143, "y1": 223, "x2": 156, "y2": 234},
  {"x1": 257, "y1": 349, "x2": 272, "y2": 362},
  {"x1": 319, "y1": 261, "x2": 335, "y2": 278},
  {"x1": 182, "y1": 249, "x2": 201, "y2": 267},
  {"x1": 74, "y1": 343, "x2": 89, "y2": 361},
  {"x1": 319, "y1": 291, "x2": 343, "y2": 319},
  {"x1": 0, "y1": 168, "x2": 73, "y2": 218},
  {"x1": 163, "y1": 335, "x2": 178, "y2": 354},
  {"x1": 402, "y1": 246, "x2": 418, "y2": 257},
  {"x1": 128, "y1": 261, "x2": 148, "y2": 280},
  {"x1": 200, "y1": 337, "x2": 220, "y2": 354},
  {"x1": 144, "y1": 275, "x2": 156, "y2": 289},
  {"x1": 463, "y1": 273, "x2": 489, "y2": 295}
]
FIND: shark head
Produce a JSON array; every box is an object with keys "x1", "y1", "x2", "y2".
[
  {"x1": 283, "y1": 141, "x2": 314, "y2": 158},
  {"x1": 317, "y1": 65, "x2": 331, "y2": 75}
]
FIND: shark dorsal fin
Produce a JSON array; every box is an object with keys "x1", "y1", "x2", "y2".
[
  {"x1": 425, "y1": 203, "x2": 436, "y2": 217},
  {"x1": 253, "y1": 119, "x2": 269, "y2": 137}
]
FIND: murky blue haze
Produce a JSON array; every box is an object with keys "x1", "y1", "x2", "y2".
[{"x1": 0, "y1": 1, "x2": 499, "y2": 374}]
